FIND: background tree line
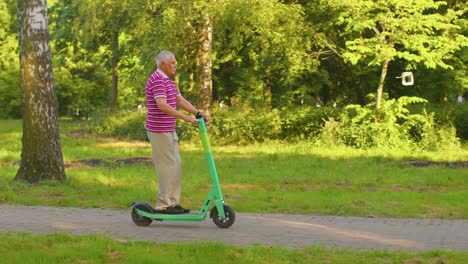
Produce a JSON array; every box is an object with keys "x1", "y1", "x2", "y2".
[{"x1": 1, "y1": 0, "x2": 466, "y2": 119}]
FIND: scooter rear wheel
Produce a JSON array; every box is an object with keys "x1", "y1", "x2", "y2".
[
  {"x1": 131, "y1": 203, "x2": 153, "y2": 227},
  {"x1": 211, "y1": 204, "x2": 235, "y2": 228}
]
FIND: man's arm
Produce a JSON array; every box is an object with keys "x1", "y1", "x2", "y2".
[
  {"x1": 176, "y1": 95, "x2": 211, "y2": 124},
  {"x1": 176, "y1": 95, "x2": 198, "y2": 115},
  {"x1": 155, "y1": 97, "x2": 198, "y2": 124}
]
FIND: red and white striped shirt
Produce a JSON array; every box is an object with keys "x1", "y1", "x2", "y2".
[{"x1": 145, "y1": 69, "x2": 181, "y2": 132}]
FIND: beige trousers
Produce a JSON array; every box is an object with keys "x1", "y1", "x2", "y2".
[{"x1": 147, "y1": 131, "x2": 181, "y2": 209}]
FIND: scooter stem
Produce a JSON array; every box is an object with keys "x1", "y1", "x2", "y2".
[{"x1": 198, "y1": 118, "x2": 224, "y2": 202}]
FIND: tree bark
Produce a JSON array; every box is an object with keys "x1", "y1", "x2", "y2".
[
  {"x1": 263, "y1": 76, "x2": 272, "y2": 107},
  {"x1": 375, "y1": 59, "x2": 389, "y2": 122},
  {"x1": 110, "y1": 28, "x2": 119, "y2": 109},
  {"x1": 196, "y1": 13, "x2": 213, "y2": 113},
  {"x1": 15, "y1": 0, "x2": 66, "y2": 183}
]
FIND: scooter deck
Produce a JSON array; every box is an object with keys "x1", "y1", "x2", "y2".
[{"x1": 137, "y1": 209, "x2": 207, "y2": 222}]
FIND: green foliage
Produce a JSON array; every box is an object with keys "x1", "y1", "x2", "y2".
[
  {"x1": 0, "y1": 0, "x2": 21, "y2": 119},
  {"x1": 318, "y1": 95, "x2": 461, "y2": 151},
  {"x1": 0, "y1": 69, "x2": 21, "y2": 119},
  {"x1": 452, "y1": 104, "x2": 468, "y2": 140},
  {"x1": 53, "y1": 66, "x2": 108, "y2": 118},
  {"x1": 92, "y1": 106, "x2": 341, "y2": 145},
  {"x1": 215, "y1": 106, "x2": 340, "y2": 144},
  {"x1": 424, "y1": 103, "x2": 468, "y2": 140},
  {"x1": 92, "y1": 109, "x2": 147, "y2": 140},
  {"x1": 1, "y1": 0, "x2": 466, "y2": 119},
  {"x1": 214, "y1": 0, "x2": 318, "y2": 107},
  {"x1": 208, "y1": 108, "x2": 284, "y2": 144},
  {"x1": 336, "y1": 0, "x2": 467, "y2": 69},
  {"x1": 92, "y1": 102, "x2": 463, "y2": 151}
]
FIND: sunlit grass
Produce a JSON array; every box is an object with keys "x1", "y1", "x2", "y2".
[
  {"x1": 0, "y1": 233, "x2": 467, "y2": 264},
  {"x1": 1, "y1": 120, "x2": 467, "y2": 219}
]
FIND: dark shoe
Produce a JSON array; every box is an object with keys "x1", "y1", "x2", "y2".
[
  {"x1": 161, "y1": 206, "x2": 185, "y2": 214},
  {"x1": 152, "y1": 208, "x2": 165, "y2": 214},
  {"x1": 174, "y1": 205, "x2": 190, "y2": 213}
]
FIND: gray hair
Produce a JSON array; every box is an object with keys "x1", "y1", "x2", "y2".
[{"x1": 156, "y1": 50, "x2": 175, "y2": 69}]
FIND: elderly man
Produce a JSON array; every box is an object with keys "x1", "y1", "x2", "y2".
[{"x1": 145, "y1": 50, "x2": 210, "y2": 214}]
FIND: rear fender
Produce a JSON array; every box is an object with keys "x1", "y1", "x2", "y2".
[{"x1": 131, "y1": 202, "x2": 154, "y2": 213}]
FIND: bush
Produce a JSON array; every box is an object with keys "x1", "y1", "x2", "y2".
[
  {"x1": 452, "y1": 104, "x2": 468, "y2": 140},
  {"x1": 317, "y1": 95, "x2": 461, "y2": 151},
  {"x1": 0, "y1": 69, "x2": 22, "y2": 119},
  {"x1": 208, "y1": 108, "x2": 282, "y2": 145},
  {"x1": 92, "y1": 98, "x2": 460, "y2": 152},
  {"x1": 208, "y1": 106, "x2": 340, "y2": 145},
  {"x1": 410, "y1": 103, "x2": 468, "y2": 141},
  {"x1": 92, "y1": 106, "x2": 341, "y2": 144},
  {"x1": 279, "y1": 106, "x2": 340, "y2": 141},
  {"x1": 93, "y1": 109, "x2": 147, "y2": 140},
  {"x1": 434, "y1": 104, "x2": 468, "y2": 140}
]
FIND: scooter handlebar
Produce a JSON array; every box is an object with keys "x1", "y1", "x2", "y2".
[{"x1": 195, "y1": 111, "x2": 205, "y2": 120}]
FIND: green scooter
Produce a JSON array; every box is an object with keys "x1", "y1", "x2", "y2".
[{"x1": 130, "y1": 116, "x2": 235, "y2": 228}]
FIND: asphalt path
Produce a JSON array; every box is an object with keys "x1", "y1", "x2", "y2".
[{"x1": 1, "y1": 205, "x2": 467, "y2": 251}]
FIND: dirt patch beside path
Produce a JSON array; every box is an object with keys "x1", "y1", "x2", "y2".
[
  {"x1": 404, "y1": 160, "x2": 468, "y2": 168},
  {"x1": 66, "y1": 157, "x2": 153, "y2": 168}
]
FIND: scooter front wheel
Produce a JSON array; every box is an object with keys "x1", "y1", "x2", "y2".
[{"x1": 211, "y1": 204, "x2": 235, "y2": 228}]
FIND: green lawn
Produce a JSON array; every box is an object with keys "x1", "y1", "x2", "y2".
[
  {"x1": 1, "y1": 233, "x2": 467, "y2": 264},
  {"x1": 1, "y1": 119, "x2": 467, "y2": 219}
]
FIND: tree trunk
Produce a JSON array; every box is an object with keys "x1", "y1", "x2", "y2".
[
  {"x1": 110, "y1": 29, "x2": 119, "y2": 109},
  {"x1": 15, "y1": 0, "x2": 66, "y2": 183},
  {"x1": 196, "y1": 13, "x2": 213, "y2": 113},
  {"x1": 375, "y1": 60, "x2": 389, "y2": 122},
  {"x1": 263, "y1": 76, "x2": 272, "y2": 107}
]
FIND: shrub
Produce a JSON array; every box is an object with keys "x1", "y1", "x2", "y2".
[
  {"x1": 92, "y1": 106, "x2": 341, "y2": 145},
  {"x1": 93, "y1": 109, "x2": 147, "y2": 140},
  {"x1": 92, "y1": 98, "x2": 459, "y2": 152},
  {"x1": 208, "y1": 106, "x2": 340, "y2": 145},
  {"x1": 452, "y1": 104, "x2": 468, "y2": 140},
  {"x1": 412, "y1": 103, "x2": 468, "y2": 140},
  {"x1": 279, "y1": 106, "x2": 340, "y2": 141},
  {"x1": 317, "y1": 95, "x2": 461, "y2": 151},
  {"x1": 209, "y1": 107, "x2": 282, "y2": 145}
]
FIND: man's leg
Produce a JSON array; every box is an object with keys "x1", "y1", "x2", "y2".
[{"x1": 147, "y1": 131, "x2": 181, "y2": 210}]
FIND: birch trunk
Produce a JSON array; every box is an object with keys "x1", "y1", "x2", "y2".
[{"x1": 15, "y1": 0, "x2": 66, "y2": 183}]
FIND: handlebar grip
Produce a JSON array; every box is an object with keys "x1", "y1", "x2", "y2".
[{"x1": 195, "y1": 111, "x2": 204, "y2": 119}]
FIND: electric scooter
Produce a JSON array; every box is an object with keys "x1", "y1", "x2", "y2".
[{"x1": 130, "y1": 116, "x2": 235, "y2": 228}]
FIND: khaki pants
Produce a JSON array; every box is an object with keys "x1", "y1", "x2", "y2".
[{"x1": 147, "y1": 131, "x2": 181, "y2": 209}]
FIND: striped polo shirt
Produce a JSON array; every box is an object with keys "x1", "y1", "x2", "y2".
[{"x1": 145, "y1": 69, "x2": 181, "y2": 132}]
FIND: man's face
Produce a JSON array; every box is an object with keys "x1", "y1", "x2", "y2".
[{"x1": 160, "y1": 55, "x2": 177, "y2": 76}]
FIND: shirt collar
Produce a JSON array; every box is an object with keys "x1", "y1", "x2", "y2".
[{"x1": 157, "y1": 69, "x2": 169, "y2": 79}]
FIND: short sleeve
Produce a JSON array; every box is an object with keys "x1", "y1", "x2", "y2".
[{"x1": 149, "y1": 76, "x2": 167, "y2": 99}]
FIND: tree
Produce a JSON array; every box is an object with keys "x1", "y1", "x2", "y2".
[
  {"x1": 49, "y1": 0, "x2": 112, "y2": 117},
  {"x1": 334, "y1": 0, "x2": 467, "y2": 120},
  {"x1": 51, "y1": 0, "x2": 137, "y2": 110},
  {"x1": 15, "y1": 0, "x2": 66, "y2": 183},
  {"x1": 79, "y1": 0, "x2": 130, "y2": 109},
  {"x1": 214, "y1": 0, "x2": 316, "y2": 107},
  {"x1": 193, "y1": 0, "x2": 215, "y2": 113}
]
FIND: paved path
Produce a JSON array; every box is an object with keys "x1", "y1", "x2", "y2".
[{"x1": 1, "y1": 205, "x2": 467, "y2": 251}]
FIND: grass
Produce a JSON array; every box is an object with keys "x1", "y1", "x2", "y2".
[
  {"x1": 1, "y1": 119, "x2": 467, "y2": 219},
  {"x1": 0, "y1": 233, "x2": 467, "y2": 264}
]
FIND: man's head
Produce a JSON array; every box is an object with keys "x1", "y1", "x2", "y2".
[{"x1": 156, "y1": 51, "x2": 177, "y2": 76}]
